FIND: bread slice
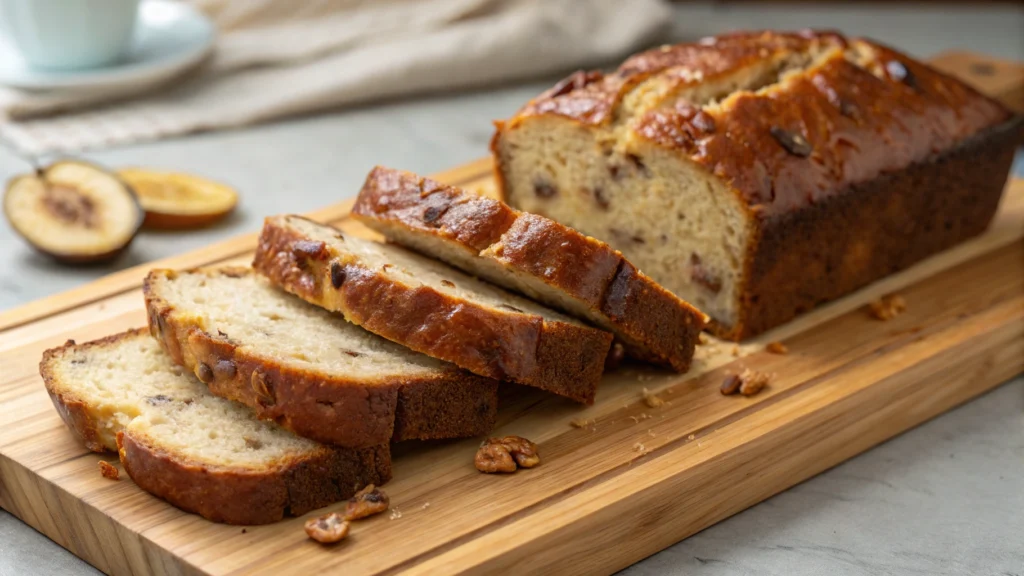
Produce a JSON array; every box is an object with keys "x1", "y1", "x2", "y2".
[
  {"x1": 144, "y1": 268, "x2": 498, "y2": 447},
  {"x1": 493, "y1": 31, "x2": 1016, "y2": 340},
  {"x1": 40, "y1": 329, "x2": 390, "y2": 525},
  {"x1": 351, "y1": 166, "x2": 707, "y2": 372},
  {"x1": 253, "y1": 215, "x2": 613, "y2": 404}
]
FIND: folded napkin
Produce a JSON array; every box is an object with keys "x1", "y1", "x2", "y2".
[{"x1": 0, "y1": 0, "x2": 673, "y2": 156}]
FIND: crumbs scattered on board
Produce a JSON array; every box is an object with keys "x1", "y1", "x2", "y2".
[
  {"x1": 721, "y1": 369, "x2": 773, "y2": 397},
  {"x1": 642, "y1": 387, "x2": 665, "y2": 408},
  {"x1": 570, "y1": 418, "x2": 596, "y2": 429}
]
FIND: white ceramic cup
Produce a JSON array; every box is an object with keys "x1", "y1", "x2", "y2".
[{"x1": 0, "y1": 0, "x2": 141, "y2": 70}]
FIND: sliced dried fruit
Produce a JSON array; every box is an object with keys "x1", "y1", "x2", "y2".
[
  {"x1": 117, "y1": 168, "x2": 238, "y2": 229},
  {"x1": 4, "y1": 160, "x2": 143, "y2": 264}
]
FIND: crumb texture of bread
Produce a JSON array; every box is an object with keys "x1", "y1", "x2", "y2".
[
  {"x1": 494, "y1": 30, "x2": 1018, "y2": 340},
  {"x1": 352, "y1": 166, "x2": 706, "y2": 372},
  {"x1": 253, "y1": 215, "x2": 613, "y2": 404},
  {"x1": 40, "y1": 329, "x2": 390, "y2": 525},
  {"x1": 144, "y1": 268, "x2": 498, "y2": 447}
]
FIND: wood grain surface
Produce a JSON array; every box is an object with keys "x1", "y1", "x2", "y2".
[{"x1": 1, "y1": 52, "x2": 1022, "y2": 576}]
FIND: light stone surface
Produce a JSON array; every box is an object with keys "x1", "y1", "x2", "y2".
[{"x1": 1, "y1": 3, "x2": 1022, "y2": 575}]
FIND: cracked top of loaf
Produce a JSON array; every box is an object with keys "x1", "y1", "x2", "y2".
[{"x1": 498, "y1": 30, "x2": 1013, "y2": 218}]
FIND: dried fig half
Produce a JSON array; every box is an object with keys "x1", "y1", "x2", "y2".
[
  {"x1": 3, "y1": 160, "x2": 143, "y2": 264},
  {"x1": 117, "y1": 168, "x2": 238, "y2": 229}
]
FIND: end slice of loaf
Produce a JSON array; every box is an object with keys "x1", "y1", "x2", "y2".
[
  {"x1": 144, "y1": 267, "x2": 498, "y2": 448},
  {"x1": 40, "y1": 329, "x2": 390, "y2": 525},
  {"x1": 352, "y1": 166, "x2": 708, "y2": 372},
  {"x1": 253, "y1": 215, "x2": 613, "y2": 404}
]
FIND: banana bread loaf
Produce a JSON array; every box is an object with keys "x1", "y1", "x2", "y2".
[
  {"x1": 144, "y1": 267, "x2": 498, "y2": 448},
  {"x1": 351, "y1": 166, "x2": 707, "y2": 372},
  {"x1": 253, "y1": 215, "x2": 613, "y2": 404},
  {"x1": 493, "y1": 30, "x2": 1021, "y2": 340},
  {"x1": 41, "y1": 329, "x2": 390, "y2": 525}
]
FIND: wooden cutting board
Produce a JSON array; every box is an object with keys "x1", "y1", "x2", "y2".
[{"x1": 1, "y1": 52, "x2": 1022, "y2": 576}]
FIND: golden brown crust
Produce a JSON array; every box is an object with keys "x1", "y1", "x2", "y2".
[
  {"x1": 144, "y1": 268, "x2": 498, "y2": 446},
  {"x1": 501, "y1": 31, "x2": 1010, "y2": 218},
  {"x1": 40, "y1": 330, "x2": 155, "y2": 453},
  {"x1": 253, "y1": 216, "x2": 611, "y2": 404},
  {"x1": 352, "y1": 166, "x2": 706, "y2": 372},
  {"x1": 44, "y1": 387, "x2": 108, "y2": 452},
  {"x1": 510, "y1": 32, "x2": 851, "y2": 127},
  {"x1": 633, "y1": 42, "x2": 1011, "y2": 218},
  {"x1": 719, "y1": 115, "x2": 1023, "y2": 340},
  {"x1": 494, "y1": 30, "x2": 1019, "y2": 340},
  {"x1": 118, "y1": 430, "x2": 391, "y2": 525},
  {"x1": 40, "y1": 328, "x2": 393, "y2": 525}
]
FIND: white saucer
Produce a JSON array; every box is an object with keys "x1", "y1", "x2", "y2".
[{"x1": 0, "y1": 1, "x2": 215, "y2": 92}]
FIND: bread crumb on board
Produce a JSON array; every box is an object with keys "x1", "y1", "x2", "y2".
[
  {"x1": 765, "y1": 341, "x2": 788, "y2": 355},
  {"x1": 98, "y1": 461, "x2": 119, "y2": 480},
  {"x1": 642, "y1": 387, "x2": 665, "y2": 408},
  {"x1": 570, "y1": 418, "x2": 596, "y2": 429},
  {"x1": 721, "y1": 369, "x2": 773, "y2": 397},
  {"x1": 868, "y1": 294, "x2": 907, "y2": 320},
  {"x1": 389, "y1": 508, "x2": 403, "y2": 520}
]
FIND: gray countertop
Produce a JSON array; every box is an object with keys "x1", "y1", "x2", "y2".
[{"x1": 1, "y1": 3, "x2": 1022, "y2": 575}]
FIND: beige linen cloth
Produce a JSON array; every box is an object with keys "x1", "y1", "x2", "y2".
[{"x1": 0, "y1": 0, "x2": 672, "y2": 156}]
